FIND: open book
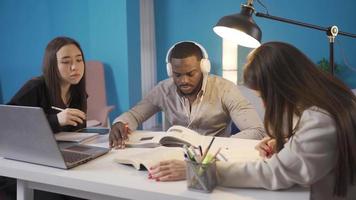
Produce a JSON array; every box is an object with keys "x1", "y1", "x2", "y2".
[
  {"x1": 125, "y1": 125, "x2": 207, "y2": 148},
  {"x1": 113, "y1": 147, "x2": 184, "y2": 170},
  {"x1": 114, "y1": 125, "x2": 261, "y2": 170}
]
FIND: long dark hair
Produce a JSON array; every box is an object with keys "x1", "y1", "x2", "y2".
[
  {"x1": 42, "y1": 36, "x2": 87, "y2": 112},
  {"x1": 243, "y1": 41, "x2": 356, "y2": 197}
]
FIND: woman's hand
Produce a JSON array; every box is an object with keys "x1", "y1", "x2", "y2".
[
  {"x1": 57, "y1": 108, "x2": 86, "y2": 127},
  {"x1": 149, "y1": 159, "x2": 186, "y2": 181},
  {"x1": 255, "y1": 137, "x2": 276, "y2": 159}
]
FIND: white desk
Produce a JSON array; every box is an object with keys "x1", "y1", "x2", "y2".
[{"x1": 0, "y1": 136, "x2": 310, "y2": 200}]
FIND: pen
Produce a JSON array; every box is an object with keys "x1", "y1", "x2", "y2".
[
  {"x1": 121, "y1": 123, "x2": 130, "y2": 142},
  {"x1": 124, "y1": 123, "x2": 129, "y2": 135},
  {"x1": 201, "y1": 137, "x2": 215, "y2": 162},
  {"x1": 198, "y1": 145, "x2": 203, "y2": 156},
  {"x1": 211, "y1": 147, "x2": 222, "y2": 162},
  {"x1": 265, "y1": 146, "x2": 272, "y2": 157},
  {"x1": 51, "y1": 106, "x2": 64, "y2": 111},
  {"x1": 189, "y1": 145, "x2": 201, "y2": 162},
  {"x1": 217, "y1": 152, "x2": 228, "y2": 162}
]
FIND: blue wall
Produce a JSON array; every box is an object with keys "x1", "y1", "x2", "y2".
[
  {"x1": 1, "y1": 0, "x2": 356, "y2": 115},
  {"x1": 155, "y1": 0, "x2": 356, "y2": 88},
  {"x1": 0, "y1": 0, "x2": 141, "y2": 118}
]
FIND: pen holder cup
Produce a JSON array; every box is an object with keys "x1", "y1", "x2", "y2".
[{"x1": 186, "y1": 160, "x2": 217, "y2": 193}]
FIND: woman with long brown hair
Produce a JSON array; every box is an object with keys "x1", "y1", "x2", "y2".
[
  {"x1": 217, "y1": 41, "x2": 356, "y2": 199},
  {"x1": 8, "y1": 36, "x2": 87, "y2": 133}
]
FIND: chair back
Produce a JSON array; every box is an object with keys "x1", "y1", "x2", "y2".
[{"x1": 85, "y1": 61, "x2": 114, "y2": 127}]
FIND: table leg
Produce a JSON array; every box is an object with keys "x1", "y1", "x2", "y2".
[{"x1": 17, "y1": 180, "x2": 33, "y2": 200}]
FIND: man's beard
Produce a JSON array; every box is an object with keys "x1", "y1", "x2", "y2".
[{"x1": 178, "y1": 76, "x2": 203, "y2": 97}]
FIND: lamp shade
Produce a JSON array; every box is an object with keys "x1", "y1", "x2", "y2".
[{"x1": 213, "y1": 5, "x2": 262, "y2": 48}]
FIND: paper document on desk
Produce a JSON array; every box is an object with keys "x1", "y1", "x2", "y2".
[
  {"x1": 126, "y1": 125, "x2": 209, "y2": 148},
  {"x1": 55, "y1": 132, "x2": 99, "y2": 143}
]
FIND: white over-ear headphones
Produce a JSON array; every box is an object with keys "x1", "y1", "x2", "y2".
[{"x1": 165, "y1": 41, "x2": 211, "y2": 77}]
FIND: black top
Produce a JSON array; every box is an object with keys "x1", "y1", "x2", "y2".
[{"x1": 7, "y1": 76, "x2": 86, "y2": 133}]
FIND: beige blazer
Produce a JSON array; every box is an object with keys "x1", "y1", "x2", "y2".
[{"x1": 217, "y1": 107, "x2": 356, "y2": 199}]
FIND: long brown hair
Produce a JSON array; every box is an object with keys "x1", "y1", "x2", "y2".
[
  {"x1": 42, "y1": 36, "x2": 87, "y2": 112},
  {"x1": 243, "y1": 41, "x2": 356, "y2": 197}
]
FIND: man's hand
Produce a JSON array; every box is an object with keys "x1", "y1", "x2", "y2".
[
  {"x1": 148, "y1": 160, "x2": 186, "y2": 181},
  {"x1": 109, "y1": 122, "x2": 131, "y2": 149},
  {"x1": 255, "y1": 137, "x2": 276, "y2": 159}
]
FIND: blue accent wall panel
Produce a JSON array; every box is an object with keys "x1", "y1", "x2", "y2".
[
  {"x1": 1, "y1": 0, "x2": 355, "y2": 120},
  {"x1": 126, "y1": 0, "x2": 142, "y2": 107}
]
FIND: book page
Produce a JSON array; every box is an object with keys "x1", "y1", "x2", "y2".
[
  {"x1": 212, "y1": 138, "x2": 260, "y2": 162},
  {"x1": 113, "y1": 147, "x2": 184, "y2": 170},
  {"x1": 165, "y1": 126, "x2": 261, "y2": 162},
  {"x1": 124, "y1": 126, "x2": 210, "y2": 148},
  {"x1": 125, "y1": 130, "x2": 166, "y2": 148},
  {"x1": 163, "y1": 125, "x2": 214, "y2": 147}
]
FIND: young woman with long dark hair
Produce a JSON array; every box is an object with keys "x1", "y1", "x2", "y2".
[
  {"x1": 217, "y1": 41, "x2": 356, "y2": 199},
  {"x1": 8, "y1": 36, "x2": 87, "y2": 133}
]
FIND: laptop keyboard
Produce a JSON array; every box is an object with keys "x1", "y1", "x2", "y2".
[{"x1": 61, "y1": 151, "x2": 91, "y2": 164}]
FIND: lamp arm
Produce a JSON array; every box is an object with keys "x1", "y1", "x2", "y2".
[
  {"x1": 255, "y1": 12, "x2": 356, "y2": 39},
  {"x1": 256, "y1": 12, "x2": 327, "y2": 32},
  {"x1": 255, "y1": 12, "x2": 356, "y2": 75},
  {"x1": 338, "y1": 29, "x2": 356, "y2": 38}
]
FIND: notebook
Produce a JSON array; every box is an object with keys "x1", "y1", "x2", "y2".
[{"x1": 0, "y1": 105, "x2": 109, "y2": 169}]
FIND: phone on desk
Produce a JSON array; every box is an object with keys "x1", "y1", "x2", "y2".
[{"x1": 78, "y1": 127, "x2": 110, "y2": 135}]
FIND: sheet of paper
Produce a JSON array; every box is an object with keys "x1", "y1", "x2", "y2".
[{"x1": 55, "y1": 132, "x2": 99, "y2": 143}]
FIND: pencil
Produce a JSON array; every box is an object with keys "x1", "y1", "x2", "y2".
[{"x1": 51, "y1": 106, "x2": 64, "y2": 111}]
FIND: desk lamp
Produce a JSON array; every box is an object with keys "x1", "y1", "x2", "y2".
[{"x1": 213, "y1": 0, "x2": 356, "y2": 75}]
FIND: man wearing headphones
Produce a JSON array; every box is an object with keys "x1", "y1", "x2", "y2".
[{"x1": 109, "y1": 41, "x2": 265, "y2": 148}]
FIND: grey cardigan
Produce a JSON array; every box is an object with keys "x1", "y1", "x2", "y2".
[{"x1": 217, "y1": 107, "x2": 356, "y2": 200}]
